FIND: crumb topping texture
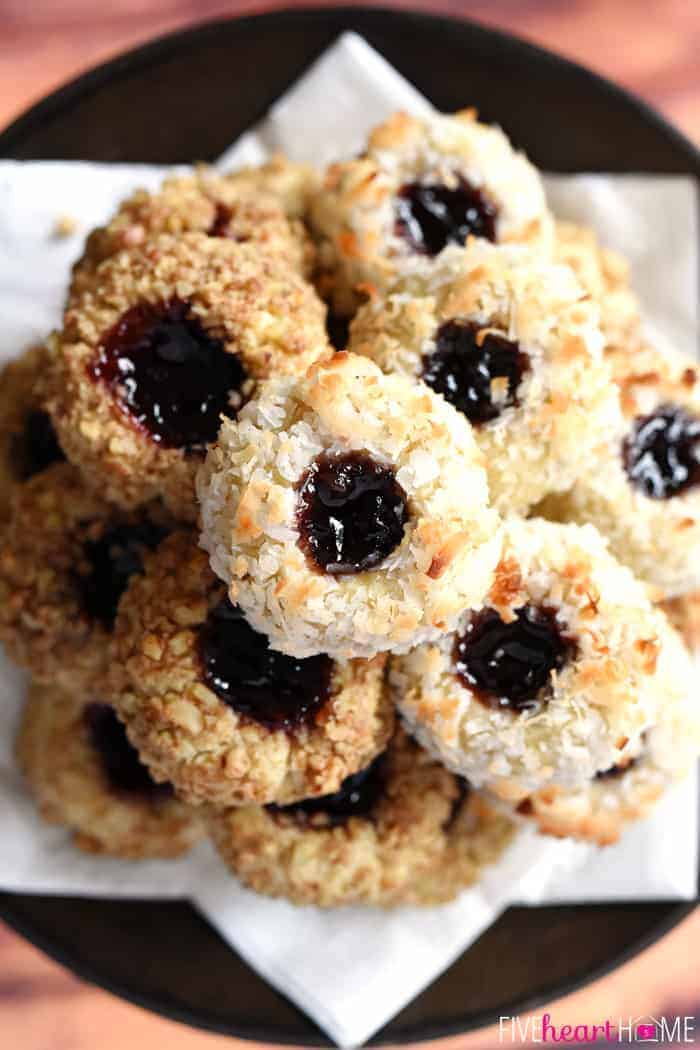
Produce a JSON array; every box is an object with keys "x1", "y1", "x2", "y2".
[
  {"x1": 113, "y1": 531, "x2": 393, "y2": 806},
  {"x1": 207, "y1": 729, "x2": 515, "y2": 907},
  {"x1": 47, "y1": 232, "x2": 330, "y2": 520},
  {"x1": 16, "y1": 683, "x2": 202, "y2": 858}
]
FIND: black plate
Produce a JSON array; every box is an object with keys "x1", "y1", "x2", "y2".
[{"x1": 1, "y1": 6, "x2": 698, "y2": 1045}]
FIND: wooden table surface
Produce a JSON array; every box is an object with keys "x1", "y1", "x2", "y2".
[
  {"x1": 0, "y1": 2, "x2": 698, "y2": 1048},
  {"x1": 2, "y1": 0, "x2": 700, "y2": 142}
]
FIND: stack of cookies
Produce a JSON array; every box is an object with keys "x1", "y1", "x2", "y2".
[{"x1": 2, "y1": 112, "x2": 699, "y2": 908}]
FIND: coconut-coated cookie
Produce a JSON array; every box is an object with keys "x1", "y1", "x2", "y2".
[
  {"x1": 197, "y1": 351, "x2": 502, "y2": 659},
  {"x1": 112, "y1": 531, "x2": 393, "y2": 807},
  {"x1": 349, "y1": 242, "x2": 614, "y2": 513},
  {"x1": 206, "y1": 728, "x2": 515, "y2": 907},
  {"x1": 70, "y1": 164, "x2": 314, "y2": 301},
  {"x1": 310, "y1": 109, "x2": 553, "y2": 315},
  {"x1": 393, "y1": 518, "x2": 677, "y2": 801},
  {"x1": 553, "y1": 221, "x2": 641, "y2": 354},
  {"x1": 515, "y1": 624, "x2": 700, "y2": 844},
  {"x1": 541, "y1": 344, "x2": 700, "y2": 597},
  {"x1": 47, "y1": 233, "x2": 330, "y2": 521},
  {"x1": 0, "y1": 463, "x2": 171, "y2": 690},
  {"x1": 16, "y1": 682, "x2": 202, "y2": 858},
  {"x1": 0, "y1": 343, "x2": 65, "y2": 520}
]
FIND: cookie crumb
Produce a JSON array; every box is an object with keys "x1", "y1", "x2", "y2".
[{"x1": 52, "y1": 214, "x2": 78, "y2": 239}]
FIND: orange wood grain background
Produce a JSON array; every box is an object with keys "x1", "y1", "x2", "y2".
[
  {"x1": 0, "y1": 2, "x2": 698, "y2": 1048},
  {"x1": 2, "y1": 0, "x2": 700, "y2": 141}
]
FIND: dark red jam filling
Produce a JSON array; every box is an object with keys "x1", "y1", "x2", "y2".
[
  {"x1": 268, "y1": 753, "x2": 387, "y2": 827},
  {"x1": 395, "y1": 177, "x2": 497, "y2": 256},
  {"x1": 595, "y1": 754, "x2": 641, "y2": 780},
  {"x1": 423, "y1": 321, "x2": 529, "y2": 425},
  {"x1": 90, "y1": 298, "x2": 246, "y2": 453},
  {"x1": 297, "y1": 451, "x2": 408, "y2": 575},
  {"x1": 198, "y1": 597, "x2": 333, "y2": 732},
  {"x1": 623, "y1": 404, "x2": 700, "y2": 500},
  {"x1": 207, "y1": 203, "x2": 235, "y2": 237},
  {"x1": 84, "y1": 703, "x2": 172, "y2": 799},
  {"x1": 326, "y1": 311, "x2": 350, "y2": 352},
  {"x1": 78, "y1": 519, "x2": 169, "y2": 629},
  {"x1": 453, "y1": 605, "x2": 575, "y2": 713},
  {"x1": 14, "y1": 411, "x2": 65, "y2": 480}
]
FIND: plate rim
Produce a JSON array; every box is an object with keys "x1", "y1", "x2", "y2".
[
  {"x1": 0, "y1": 4, "x2": 698, "y2": 1044},
  {"x1": 1, "y1": 4, "x2": 699, "y2": 171},
  {"x1": 0, "y1": 894, "x2": 695, "y2": 1045}
]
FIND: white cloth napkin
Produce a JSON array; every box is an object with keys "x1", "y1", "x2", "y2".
[{"x1": 0, "y1": 31, "x2": 697, "y2": 1048}]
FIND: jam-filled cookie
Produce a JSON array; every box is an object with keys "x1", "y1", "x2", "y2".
[
  {"x1": 554, "y1": 221, "x2": 641, "y2": 354},
  {"x1": 16, "y1": 683, "x2": 202, "y2": 858},
  {"x1": 392, "y1": 518, "x2": 679, "y2": 801},
  {"x1": 112, "y1": 531, "x2": 393, "y2": 807},
  {"x1": 47, "y1": 233, "x2": 330, "y2": 521},
  {"x1": 0, "y1": 343, "x2": 65, "y2": 519},
  {"x1": 70, "y1": 164, "x2": 314, "y2": 301},
  {"x1": 349, "y1": 242, "x2": 614, "y2": 513},
  {"x1": 514, "y1": 625, "x2": 700, "y2": 844},
  {"x1": 206, "y1": 728, "x2": 515, "y2": 907},
  {"x1": 541, "y1": 344, "x2": 700, "y2": 597},
  {"x1": 310, "y1": 109, "x2": 553, "y2": 315},
  {"x1": 197, "y1": 352, "x2": 502, "y2": 659},
  {"x1": 0, "y1": 463, "x2": 171, "y2": 689}
]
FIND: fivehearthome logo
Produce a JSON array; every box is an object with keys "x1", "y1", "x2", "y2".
[{"x1": 498, "y1": 1012, "x2": 697, "y2": 1044}]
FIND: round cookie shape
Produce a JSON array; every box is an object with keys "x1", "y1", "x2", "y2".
[
  {"x1": 0, "y1": 343, "x2": 65, "y2": 520},
  {"x1": 310, "y1": 109, "x2": 553, "y2": 315},
  {"x1": 392, "y1": 518, "x2": 672, "y2": 799},
  {"x1": 0, "y1": 462, "x2": 171, "y2": 690},
  {"x1": 70, "y1": 164, "x2": 314, "y2": 301},
  {"x1": 112, "y1": 531, "x2": 394, "y2": 807},
  {"x1": 46, "y1": 233, "x2": 330, "y2": 521},
  {"x1": 348, "y1": 242, "x2": 615, "y2": 513},
  {"x1": 553, "y1": 221, "x2": 641, "y2": 355},
  {"x1": 541, "y1": 344, "x2": 700, "y2": 597},
  {"x1": 197, "y1": 351, "x2": 502, "y2": 659},
  {"x1": 206, "y1": 728, "x2": 515, "y2": 907},
  {"x1": 514, "y1": 623, "x2": 700, "y2": 844},
  {"x1": 16, "y1": 683, "x2": 202, "y2": 858}
]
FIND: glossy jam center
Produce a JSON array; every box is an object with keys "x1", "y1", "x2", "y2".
[
  {"x1": 198, "y1": 598, "x2": 333, "y2": 731},
  {"x1": 84, "y1": 703, "x2": 172, "y2": 799},
  {"x1": 91, "y1": 298, "x2": 246, "y2": 452},
  {"x1": 423, "y1": 321, "x2": 529, "y2": 425},
  {"x1": 395, "y1": 177, "x2": 497, "y2": 256},
  {"x1": 14, "y1": 411, "x2": 65, "y2": 480},
  {"x1": 623, "y1": 403, "x2": 700, "y2": 499},
  {"x1": 454, "y1": 605, "x2": 575, "y2": 713},
  {"x1": 78, "y1": 519, "x2": 168, "y2": 629},
  {"x1": 297, "y1": 451, "x2": 408, "y2": 575},
  {"x1": 326, "y1": 311, "x2": 350, "y2": 352},
  {"x1": 269, "y1": 754, "x2": 386, "y2": 827}
]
